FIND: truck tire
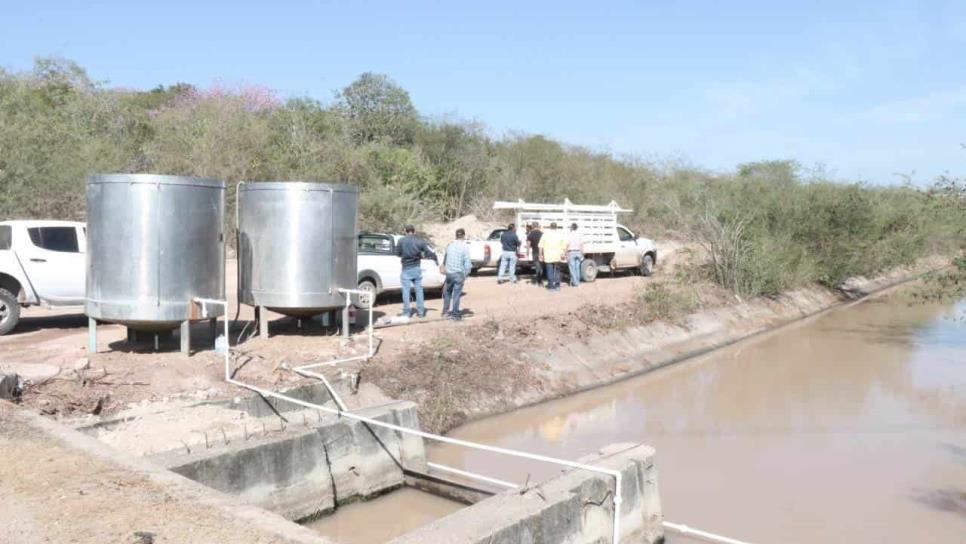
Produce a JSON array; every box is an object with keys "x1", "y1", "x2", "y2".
[
  {"x1": 580, "y1": 259, "x2": 598, "y2": 283},
  {"x1": 640, "y1": 254, "x2": 654, "y2": 277},
  {"x1": 355, "y1": 279, "x2": 378, "y2": 310},
  {"x1": 0, "y1": 288, "x2": 19, "y2": 336}
]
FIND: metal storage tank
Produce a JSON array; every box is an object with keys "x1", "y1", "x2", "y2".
[
  {"x1": 237, "y1": 181, "x2": 358, "y2": 334},
  {"x1": 85, "y1": 174, "x2": 226, "y2": 352}
]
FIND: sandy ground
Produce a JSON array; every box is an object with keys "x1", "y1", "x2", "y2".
[
  {"x1": 0, "y1": 402, "x2": 330, "y2": 544},
  {"x1": 0, "y1": 239, "x2": 690, "y2": 421}
]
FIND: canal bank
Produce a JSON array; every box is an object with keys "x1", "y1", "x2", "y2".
[{"x1": 364, "y1": 256, "x2": 952, "y2": 435}]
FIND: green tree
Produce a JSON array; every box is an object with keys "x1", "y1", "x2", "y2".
[{"x1": 337, "y1": 73, "x2": 418, "y2": 145}]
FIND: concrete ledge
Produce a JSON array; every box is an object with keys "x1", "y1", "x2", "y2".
[
  {"x1": 155, "y1": 400, "x2": 427, "y2": 521},
  {"x1": 0, "y1": 401, "x2": 331, "y2": 544},
  {"x1": 389, "y1": 443, "x2": 662, "y2": 544}
]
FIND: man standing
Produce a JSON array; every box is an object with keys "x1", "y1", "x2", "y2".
[
  {"x1": 566, "y1": 222, "x2": 584, "y2": 287},
  {"x1": 497, "y1": 223, "x2": 521, "y2": 284},
  {"x1": 394, "y1": 224, "x2": 431, "y2": 318},
  {"x1": 441, "y1": 228, "x2": 472, "y2": 321},
  {"x1": 539, "y1": 222, "x2": 565, "y2": 291},
  {"x1": 527, "y1": 222, "x2": 543, "y2": 286}
]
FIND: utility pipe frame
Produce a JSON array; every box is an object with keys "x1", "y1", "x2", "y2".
[
  {"x1": 226, "y1": 353, "x2": 623, "y2": 544},
  {"x1": 294, "y1": 288, "x2": 375, "y2": 370},
  {"x1": 216, "y1": 293, "x2": 748, "y2": 544}
]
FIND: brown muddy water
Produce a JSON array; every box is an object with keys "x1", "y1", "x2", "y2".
[
  {"x1": 304, "y1": 488, "x2": 464, "y2": 544},
  {"x1": 428, "y1": 294, "x2": 966, "y2": 543}
]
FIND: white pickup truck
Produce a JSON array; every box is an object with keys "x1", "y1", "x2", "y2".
[
  {"x1": 466, "y1": 227, "x2": 529, "y2": 274},
  {"x1": 492, "y1": 199, "x2": 658, "y2": 282},
  {"x1": 0, "y1": 220, "x2": 87, "y2": 334}
]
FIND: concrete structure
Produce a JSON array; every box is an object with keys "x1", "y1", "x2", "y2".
[
  {"x1": 391, "y1": 443, "x2": 663, "y2": 544},
  {"x1": 0, "y1": 401, "x2": 332, "y2": 544},
  {"x1": 154, "y1": 401, "x2": 427, "y2": 522}
]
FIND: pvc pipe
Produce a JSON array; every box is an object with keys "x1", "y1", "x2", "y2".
[
  {"x1": 662, "y1": 522, "x2": 753, "y2": 544},
  {"x1": 210, "y1": 292, "x2": 747, "y2": 544},
  {"x1": 295, "y1": 288, "x2": 375, "y2": 370},
  {"x1": 225, "y1": 359, "x2": 623, "y2": 543},
  {"x1": 426, "y1": 461, "x2": 521, "y2": 490}
]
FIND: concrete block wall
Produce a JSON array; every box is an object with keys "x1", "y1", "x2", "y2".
[
  {"x1": 390, "y1": 442, "x2": 663, "y2": 544},
  {"x1": 154, "y1": 400, "x2": 427, "y2": 522}
]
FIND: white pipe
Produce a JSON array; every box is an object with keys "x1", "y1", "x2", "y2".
[
  {"x1": 426, "y1": 461, "x2": 521, "y2": 490},
  {"x1": 192, "y1": 297, "x2": 230, "y2": 380},
  {"x1": 212, "y1": 293, "x2": 750, "y2": 544},
  {"x1": 662, "y1": 522, "x2": 754, "y2": 544},
  {"x1": 225, "y1": 360, "x2": 623, "y2": 543},
  {"x1": 295, "y1": 288, "x2": 375, "y2": 370}
]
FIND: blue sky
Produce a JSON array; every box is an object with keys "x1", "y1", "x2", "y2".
[{"x1": 3, "y1": 0, "x2": 965, "y2": 184}]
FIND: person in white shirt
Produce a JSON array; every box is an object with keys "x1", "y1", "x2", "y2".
[{"x1": 566, "y1": 223, "x2": 584, "y2": 287}]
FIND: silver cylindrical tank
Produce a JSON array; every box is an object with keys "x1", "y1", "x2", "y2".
[
  {"x1": 237, "y1": 181, "x2": 358, "y2": 317},
  {"x1": 85, "y1": 174, "x2": 226, "y2": 330}
]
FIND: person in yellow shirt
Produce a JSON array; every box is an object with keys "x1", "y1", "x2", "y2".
[{"x1": 538, "y1": 222, "x2": 566, "y2": 291}]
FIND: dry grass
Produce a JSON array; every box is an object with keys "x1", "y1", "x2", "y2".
[{"x1": 362, "y1": 319, "x2": 538, "y2": 433}]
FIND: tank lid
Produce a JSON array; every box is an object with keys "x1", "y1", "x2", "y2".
[
  {"x1": 239, "y1": 181, "x2": 359, "y2": 193},
  {"x1": 88, "y1": 174, "x2": 225, "y2": 189}
]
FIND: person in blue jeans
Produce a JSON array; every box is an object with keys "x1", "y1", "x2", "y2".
[
  {"x1": 566, "y1": 222, "x2": 584, "y2": 287},
  {"x1": 497, "y1": 223, "x2": 520, "y2": 284},
  {"x1": 395, "y1": 224, "x2": 433, "y2": 317},
  {"x1": 441, "y1": 228, "x2": 473, "y2": 320}
]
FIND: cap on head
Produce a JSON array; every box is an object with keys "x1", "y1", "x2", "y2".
[
  {"x1": 404, "y1": 224, "x2": 416, "y2": 234},
  {"x1": 532, "y1": 222, "x2": 540, "y2": 228},
  {"x1": 455, "y1": 228, "x2": 465, "y2": 239},
  {"x1": 550, "y1": 222, "x2": 558, "y2": 229},
  {"x1": 508, "y1": 223, "x2": 515, "y2": 230},
  {"x1": 571, "y1": 223, "x2": 578, "y2": 230}
]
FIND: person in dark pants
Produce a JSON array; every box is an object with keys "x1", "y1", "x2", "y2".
[
  {"x1": 394, "y1": 224, "x2": 432, "y2": 317},
  {"x1": 539, "y1": 222, "x2": 565, "y2": 291},
  {"x1": 497, "y1": 223, "x2": 521, "y2": 284},
  {"x1": 527, "y1": 222, "x2": 543, "y2": 286},
  {"x1": 441, "y1": 228, "x2": 472, "y2": 320}
]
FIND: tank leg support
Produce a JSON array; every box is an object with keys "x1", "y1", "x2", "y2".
[
  {"x1": 126, "y1": 327, "x2": 137, "y2": 343},
  {"x1": 87, "y1": 317, "x2": 97, "y2": 353},
  {"x1": 342, "y1": 304, "x2": 350, "y2": 340},
  {"x1": 259, "y1": 306, "x2": 270, "y2": 338},
  {"x1": 209, "y1": 318, "x2": 218, "y2": 343},
  {"x1": 180, "y1": 320, "x2": 191, "y2": 355}
]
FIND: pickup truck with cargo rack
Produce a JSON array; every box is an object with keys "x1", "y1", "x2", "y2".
[{"x1": 491, "y1": 199, "x2": 657, "y2": 281}]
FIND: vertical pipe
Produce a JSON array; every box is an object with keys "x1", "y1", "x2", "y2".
[{"x1": 341, "y1": 298, "x2": 350, "y2": 340}]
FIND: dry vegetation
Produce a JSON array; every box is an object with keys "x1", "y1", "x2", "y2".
[{"x1": 362, "y1": 319, "x2": 540, "y2": 433}]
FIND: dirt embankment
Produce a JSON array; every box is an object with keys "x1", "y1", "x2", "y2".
[{"x1": 361, "y1": 254, "x2": 951, "y2": 433}]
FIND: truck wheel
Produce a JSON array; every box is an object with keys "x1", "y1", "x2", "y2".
[
  {"x1": 470, "y1": 266, "x2": 480, "y2": 276},
  {"x1": 0, "y1": 288, "x2": 20, "y2": 335},
  {"x1": 640, "y1": 254, "x2": 655, "y2": 277},
  {"x1": 355, "y1": 279, "x2": 377, "y2": 310},
  {"x1": 580, "y1": 259, "x2": 598, "y2": 283}
]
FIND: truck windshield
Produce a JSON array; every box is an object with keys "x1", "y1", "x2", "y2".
[{"x1": 488, "y1": 230, "x2": 505, "y2": 240}]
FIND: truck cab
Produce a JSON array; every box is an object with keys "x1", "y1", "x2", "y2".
[{"x1": 0, "y1": 220, "x2": 87, "y2": 334}]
